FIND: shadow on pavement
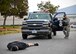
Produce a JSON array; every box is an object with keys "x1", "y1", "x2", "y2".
[{"x1": 24, "y1": 35, "x2": 50, "y2": 40}]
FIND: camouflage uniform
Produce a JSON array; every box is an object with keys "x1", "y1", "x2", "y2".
[{"x1": 62, "y1": 17, "x2": 70, "y2": 38}]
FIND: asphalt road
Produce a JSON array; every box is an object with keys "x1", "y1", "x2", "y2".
[{"x1": 0, "y1": 31, "x2": 76, "y2": 54}]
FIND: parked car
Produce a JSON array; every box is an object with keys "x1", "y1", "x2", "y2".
[{"x1": 70, "y1": 23, "x2": 76, "y2": 28}]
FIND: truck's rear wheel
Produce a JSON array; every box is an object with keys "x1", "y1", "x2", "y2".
[{"x1": 22, "y1": 33, "x2": 28, "y2": 39}]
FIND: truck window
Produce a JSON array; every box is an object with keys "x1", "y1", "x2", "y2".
[{"x1": 28, "y1": 13, "x2": 52, "y2": 20}]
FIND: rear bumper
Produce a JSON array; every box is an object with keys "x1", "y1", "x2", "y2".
[{"x1": 21, "y1": 29, "x2": 51, "y2": 35}]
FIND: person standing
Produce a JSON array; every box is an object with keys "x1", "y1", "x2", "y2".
[{"x1": 62, "y1": 15, "x2": 70, "y2": 39}]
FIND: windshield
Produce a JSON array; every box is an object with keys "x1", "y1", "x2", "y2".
[{"x1": 28, "y1": 13, "x2": 51, "y2": 20}]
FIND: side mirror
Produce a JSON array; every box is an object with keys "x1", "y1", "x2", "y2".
[{"x1": 24, "y1": 17, "x2": 28, "y2": 20}]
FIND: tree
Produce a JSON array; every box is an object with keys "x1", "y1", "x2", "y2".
[
  {"x1": 0, "y1": 0, "x2": 11, "y2": 28},
  {"x1": 37, "y1": 1, "x2": 59, "y2": 14},
  {"x1": 10, "y1": 0, "x2": 28, "y2": 28},
  {"x1": 0, "y1": 0, "x2": 28, "y2": 28},
  {"x1": 10, "y1": 0, "x2": 28, "y2": 18}
]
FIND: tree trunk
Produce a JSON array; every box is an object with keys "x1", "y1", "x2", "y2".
[
  {"x1": 3, "y1": 15, "x2": 7, "y2": 29},
  {"x1": 13, "y1": 16, "x2": 15, "y2": 28}
]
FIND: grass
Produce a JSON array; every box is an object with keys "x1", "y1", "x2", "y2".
[{"x1": 0, "y1": 25, "x2": 21, "y2": 35}]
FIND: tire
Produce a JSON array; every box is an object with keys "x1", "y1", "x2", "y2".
[
  {"x1": 48, "y1": 29, "x2": 52, "y2": 39},
  {"x1": 48, "y1": 28, "x2": 52, "y2": 39},
  {"x1": 22, "y1": 33, "x2": 28, "y2": 39},
  {"x1": 48, "y1": 31, "x2": 52, "y2": 39}
]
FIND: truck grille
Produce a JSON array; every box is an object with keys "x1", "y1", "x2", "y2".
[
  {"x1": 27, "y1": 24, "x2": 42, "y2": 27},
  {"x1": 26, "y1": 21, "x2": 44, "y2": 24},
  {"x1": 26, "y1": 21, "x2": 43, "y2": 30}
]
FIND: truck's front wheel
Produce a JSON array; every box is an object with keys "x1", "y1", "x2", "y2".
[
  {"x1": 48, "y1": 32, "x2": 52, "y2": 39},
  {"x1": 22, "y1": 33, "x2": 28, "y2": 39}
]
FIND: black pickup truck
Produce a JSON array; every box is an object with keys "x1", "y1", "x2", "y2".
[
  {"x1": 21, "y1": 12, "x2": 67, "y2": 39},
  {"x1": 21, "y1": 12, "x2": 52, "y2": 39}
]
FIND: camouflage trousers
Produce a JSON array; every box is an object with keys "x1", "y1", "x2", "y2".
[{"x1": 63, "y1": 26, "x2": 70, "y2": 37}]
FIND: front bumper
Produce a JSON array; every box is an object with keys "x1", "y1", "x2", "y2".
[{"x1": 21, "y1": 29, "x2": 51, "y2": 35}]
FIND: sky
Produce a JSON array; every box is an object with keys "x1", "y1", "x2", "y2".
[{"x1": 28, "y1": 0, "x2": 76, "y2": 12}]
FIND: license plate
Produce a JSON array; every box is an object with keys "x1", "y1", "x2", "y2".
[{"x1": 32, "y1": 30, "x2": 37, "y2": 33}]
